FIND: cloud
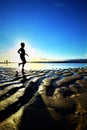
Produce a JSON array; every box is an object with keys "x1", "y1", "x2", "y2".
[
  {"x1": 55, "y1": 3, "x2": 63, "y2": 7},
  {"x1": 54, "y1": 2, "x2": 71, "y2": 10}
]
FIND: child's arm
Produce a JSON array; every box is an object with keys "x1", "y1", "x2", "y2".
[
  {"x1": 25, "y1": 53, "x2": 28, "y2": 56},
  {"x1": 18, "y1": 48, "x2": 21, "y2": 54}
]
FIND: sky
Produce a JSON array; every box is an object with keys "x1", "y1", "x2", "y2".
[{"x1": 0, "y1": 0, "x2": 87, "y2": 62}]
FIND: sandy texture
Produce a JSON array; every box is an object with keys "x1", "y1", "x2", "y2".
[{"x1": 0, "y1": 67, "x2": 87, "y2": 130}]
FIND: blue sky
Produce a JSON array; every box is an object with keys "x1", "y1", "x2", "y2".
[{"x1": 0, "y1": 0, "x2": 86, "y2": 61}]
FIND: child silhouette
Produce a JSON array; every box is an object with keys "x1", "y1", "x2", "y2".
[{"x1": 18, "y1": 42, "x2": 28, "y2": 72}]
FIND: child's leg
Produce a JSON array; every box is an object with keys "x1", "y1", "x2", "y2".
[
  {"x1": 18, "y1": 62, "x2": 22, "y2": 66},
  {"x1": 22, "y1": 62, "x2": 25, "y2": 72}
]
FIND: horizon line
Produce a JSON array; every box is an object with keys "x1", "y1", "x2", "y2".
[{"x1": 0, "y1": 58, "x2": 87, "y2": 64}]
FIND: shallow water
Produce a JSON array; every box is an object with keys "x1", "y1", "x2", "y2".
[{"x1": 0, "y1": 62, "x2": 87, "y2": 70}]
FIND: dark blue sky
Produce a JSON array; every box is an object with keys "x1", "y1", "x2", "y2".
[{"x1": 0, "y1": 0, "x2": 86, "y2": 61}]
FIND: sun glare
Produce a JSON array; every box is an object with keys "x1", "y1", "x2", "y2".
[{"x1": 6, "y1": 40, "x2": 45, "y2": 63}]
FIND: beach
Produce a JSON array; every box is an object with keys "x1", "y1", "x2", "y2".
[{"x1": 0, "y1": 67, "x2": 87, "y2": 130}]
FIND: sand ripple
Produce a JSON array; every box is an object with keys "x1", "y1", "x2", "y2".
[{"x1": 0, "y1": 67, "x2": 87, "y2": 130}]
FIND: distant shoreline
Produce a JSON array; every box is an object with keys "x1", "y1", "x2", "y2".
[
  {"x1": 27, "y1": 60, "x2": 87, "y2": 63},
  {"x1": 0, "y1": 61, "x2": 87, "y2": 64},
  {"x1": 0, "y1": 59, "x2": 87, "y2": 64}
]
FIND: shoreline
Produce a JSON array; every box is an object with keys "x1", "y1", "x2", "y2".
[{"x1": 0, "y1": 62, "x2": 87, "y2": 71}]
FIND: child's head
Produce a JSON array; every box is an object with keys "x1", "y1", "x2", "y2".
[{"x1": 21, "y1": 42, "x2": 25, "y2": 48}]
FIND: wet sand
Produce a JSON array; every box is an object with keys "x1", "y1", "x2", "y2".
[{"x1": 0, "y1": 67, "x2": 87, "y2": 130}]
